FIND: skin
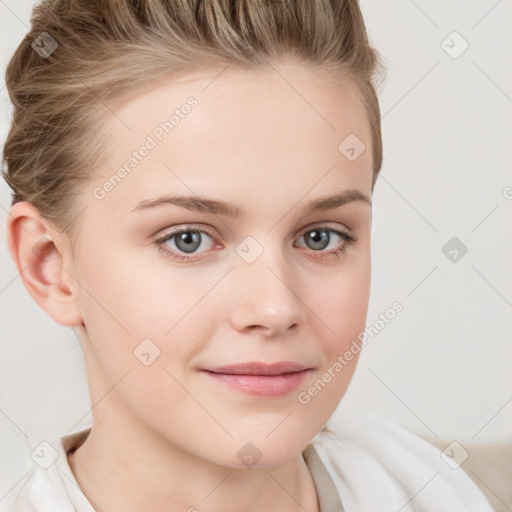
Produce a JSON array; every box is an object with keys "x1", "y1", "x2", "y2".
[{"x1": 7, "y1": 60, "x2": 373, "y2": 512}]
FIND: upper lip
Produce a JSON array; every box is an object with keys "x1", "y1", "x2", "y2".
[{"x1": 203, "y1": 361, "x2": 310, "y2": 376}]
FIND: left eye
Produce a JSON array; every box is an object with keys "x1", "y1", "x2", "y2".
[{"x1": 297, "y1": 228, "x2": 340, "y2": 251}]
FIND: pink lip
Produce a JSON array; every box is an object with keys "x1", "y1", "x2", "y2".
[{"x1": 201, "y1": 361, "x2": 311, "y2": 398}]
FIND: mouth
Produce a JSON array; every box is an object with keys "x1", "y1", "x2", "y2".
[{"x1": 200, "y1": 361, "x2": 312, "y2": 398}]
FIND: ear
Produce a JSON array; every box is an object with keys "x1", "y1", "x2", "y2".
[{"x1": 6, "y1": 201, "x2": 83, "y2": 327}]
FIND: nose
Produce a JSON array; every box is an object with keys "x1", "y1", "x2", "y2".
[{"x1": 229, "y1": 246, "x2": 306, "y2": 338}]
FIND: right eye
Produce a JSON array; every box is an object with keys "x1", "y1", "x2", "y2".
[{"x1": 154, "y1": 226, "x2": 219, "y2": 262}]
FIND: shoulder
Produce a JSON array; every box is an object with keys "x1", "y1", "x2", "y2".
[
  {"x1": 312, "y1": 399, "x2": 496, "y2": 512},
  {"x1": 0, "y1": 463, "x2": 75, "y2": 512},
  {"x1": 0, "y1": 430, "x2": 92, "y2": 512}
]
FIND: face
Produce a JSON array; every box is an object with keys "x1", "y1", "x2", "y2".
[{"x1": 67, "y1": 61, "x2": 373, "y2": 468}]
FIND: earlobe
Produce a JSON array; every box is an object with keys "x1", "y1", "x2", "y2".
[{"x1": 6, "y1": 201, "x2": 83, "y2": 327}]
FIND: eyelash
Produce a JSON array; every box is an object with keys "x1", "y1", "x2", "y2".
[{"x1": 154, "y1": 224, "x2": 357, "y2": 263}]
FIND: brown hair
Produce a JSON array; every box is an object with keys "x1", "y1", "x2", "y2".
[{"x1": 2, "y1": 0, "x2": 386, "y2": 240}]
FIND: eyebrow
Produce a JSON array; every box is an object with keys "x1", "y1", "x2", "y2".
[{"x1": 131, "y1": 188, "x2": 371, "y2": 217}]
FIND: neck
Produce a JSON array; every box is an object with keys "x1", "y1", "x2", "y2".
[{"x1": 67, "y1": 423, "x2": 320, "y2": 512}]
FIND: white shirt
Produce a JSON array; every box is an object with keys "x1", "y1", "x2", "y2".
[{"x1": 1, "y1": 398, "x2": 495, "y2": 511}]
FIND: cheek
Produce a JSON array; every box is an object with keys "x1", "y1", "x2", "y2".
[
  {"x1": 74, "y1": 245, "x2": 218, "y2": 375},
  {"x1": 77, "y1": 242, "x2": 188, "y2": 331},
  {"x1": 74, "y1": 251, "x2": 204, "y2": 412},
  {"x1": 313, "y1": 258, "x2": 371, "y2": 346},
  {"x1": 295, "y1": 270, "x2": 370, "y2": 421}
]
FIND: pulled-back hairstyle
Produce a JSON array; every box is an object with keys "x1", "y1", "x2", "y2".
[{"x1": 2, "y1": 0, "x2": 386, "y2": 239}]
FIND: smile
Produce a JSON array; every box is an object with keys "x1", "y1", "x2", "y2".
[{"x1": 201, "y1": 361, "x2": 312, "y2": 398}]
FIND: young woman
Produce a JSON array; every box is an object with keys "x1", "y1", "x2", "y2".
[{"x1": 1, "y1": 1, "x2": 496, "y2": 511}]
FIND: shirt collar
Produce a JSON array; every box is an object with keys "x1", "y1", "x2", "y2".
[{"x1": 303, "y1": 440, "x2": 345, "y2": 512}]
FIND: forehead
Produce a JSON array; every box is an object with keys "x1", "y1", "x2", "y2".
[{"x1": 90, "y1": 62, "x2": 373, "y2": 215}]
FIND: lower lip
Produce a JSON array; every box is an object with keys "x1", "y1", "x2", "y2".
[{"x1": 201, "y1": 369, "x2": 310, "y2": 398}]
